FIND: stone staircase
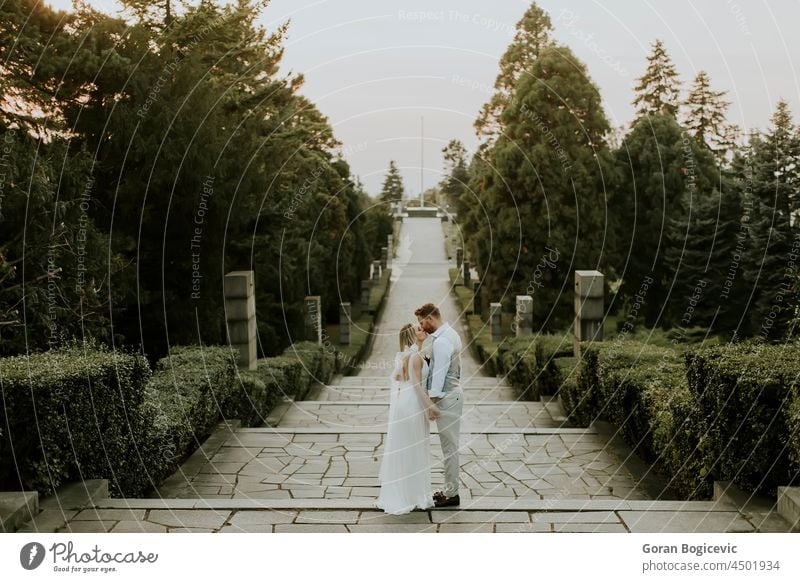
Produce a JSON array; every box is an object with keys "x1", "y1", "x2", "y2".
[
  {"x1": 17, "y1": 370, "x2": 791, "y2": 533},
  {"x1": 13, "y1": 216, "x2": 796, "y2": 533}
]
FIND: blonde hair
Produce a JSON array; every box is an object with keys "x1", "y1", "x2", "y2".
[
  {"x1": 399, "y1": 323, "x2": 415, "y2": 351},
  {"x1": 399, "y1": 323, "x2": 418, "y2": 382}
]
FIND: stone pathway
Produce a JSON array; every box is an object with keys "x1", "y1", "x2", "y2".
[{"x1": 18, "y1": 217, "x2": 794, "y2": 533}]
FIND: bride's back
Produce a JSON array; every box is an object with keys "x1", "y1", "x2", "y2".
[{"x1": 395, "y1": 348, "x2": 429, "y2": 385}]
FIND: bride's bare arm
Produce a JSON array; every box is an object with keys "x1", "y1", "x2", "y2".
[{"x1": 412, "y1": 354, "x2": 440, "y2": 421}]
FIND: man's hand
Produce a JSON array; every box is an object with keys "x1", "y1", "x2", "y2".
[{"x1": 427, "y1": 404, "x2": 441, "y2": 421}]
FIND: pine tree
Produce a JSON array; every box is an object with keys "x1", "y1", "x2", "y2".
[
  {"x1": 613, "y1": 115, "x2": 717, "y2": 328},
  {"x1": 663, "y1": 173, "x2": 742, "y2": 333},
  {"x1": 474, "y1": 2, "x2": 553, "y2": 144},
  {"x1": 633, "y1": 39, "x2": 681, "y2": 118},
  {"x1": 379, "y1": 160, "x2": 405, "y2": 205},
  {"x1": 440, "y1": 140, "x2": 471, "y2": 216},
  {"x1": 684, "y1": 71, "x2": 737, "y2": 155},
  {"x1": 474, "y1": 45, "x2": 611, "y2": 329},
  {"x1": 741, "y1": 102, "x2": 800, "y2": 341}
]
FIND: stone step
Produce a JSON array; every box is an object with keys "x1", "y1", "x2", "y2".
[
  {"x1": 0, "y1": 491, "x2": 38, "y2": 532},
  {"x1": 316, "y1": 385, "x2": 516, "y2": 401},
  {"x1": 153, "y1": 421, "x2": 653, "y2": 502},
  {"x1": 270, "y1": 400, "x2": 568, "y2": 430},
  {"x1": 92, "y1": 497, "x2": 734, "y2": 512},
  {"x1": 333, "y1": 376, "x2": 510, "y2": 388},
  {"x1": 31, "y1": 496, "x2": 776, "y2": 533},
  {"x1": 38, "y1": 498, "x2": 772, "y2": 533},
  {"x1": 16, "y1": 479, "x2": 108, "y2": 533},
  {"x1": 237, "y1": 426, "x2": 594, "y2": 434},
  {"x1": 777, "y1": 486, "x2": 800, "y2": 531}
]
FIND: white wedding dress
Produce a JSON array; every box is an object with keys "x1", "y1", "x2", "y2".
[{"x1": 374, "y1": 347, "x2": 435, "y2": 515}]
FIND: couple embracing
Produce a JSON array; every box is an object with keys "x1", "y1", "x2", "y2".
[{"x1": 374, "y1": 303, "x2": 464, "y2": 514}]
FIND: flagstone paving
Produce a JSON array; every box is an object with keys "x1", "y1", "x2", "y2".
[{"x1": 18, "y1": 217, "x2": 795, "y2": 533}]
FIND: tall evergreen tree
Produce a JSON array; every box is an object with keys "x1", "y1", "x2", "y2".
[
  {"x1": 440, "y1": 140, "x2": 471, "y2": 216},
  {"x1": 663, "y1": 170, "x2": 742, "y2": 332},
  {"x1": 474, "y1": 2, "x2": 553, "y2": 144},
  {"x1": 684, "y1": 71, "x2": 737, "y2": 155},
  {"x1": 633, "y1": 39, "x2": 681, "y2": 118},
  {"x1": 472, "y1": 45, "x2": 612, "y2": 329},
  {"x1": 741, "y1": 102, "x2": 800, "y2": 341},
  {"x1": 613, "y1": 115, "x2": 717, "y2": 328},
  {"x1": 0, "y1": 0, "x2": 383, "y2": 357},
  {"x1": 379, "y1": 160, "x2": 405, "y2": 205}
]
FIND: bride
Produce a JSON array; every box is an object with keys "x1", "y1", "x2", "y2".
[{"x1": 374, "y1": 323, "x2": 441, "y2": 514}]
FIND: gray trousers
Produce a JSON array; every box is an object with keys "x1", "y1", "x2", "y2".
[{"x1": 435, "y1": 389, "x2": 463, "y2": 497}]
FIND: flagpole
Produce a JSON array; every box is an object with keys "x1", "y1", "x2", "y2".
[{"x1": 420, "y1": 116, "x2": 424, "y2": 208}]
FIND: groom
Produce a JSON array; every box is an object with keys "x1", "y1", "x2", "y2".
[{"x1": 415, "y1": 302, "x2": 463, "y2": 508}]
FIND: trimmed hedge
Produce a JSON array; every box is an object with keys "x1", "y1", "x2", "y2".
[
  {"x1": 564, "y1": 340, "x2": 800, "y2": 499},
  {"x1": 259, "y1": 355, "x2": 305, "y2": 398},
  {"x1": 0, "y1": 342, "x2": 151, "y2": 496},
  {"x1": 494, "y1": 335, "x2": 570, "y2": 400},
  {"x1": 335, "y1": 317, "x2": 374, "y2": 374},
  {"x1": 367, "y1": 268, "x2": 391, "y2": 315},
  {"x1": 151, "y1": 345, "x2": 238, "y2": 448},
  {"x1": 281, "y1": 341, "x2": 336, "y2": 390},
  {"x1": 685, "y1": 342, "x2": 800, "y2": 495},
  {"x1": 229, "y1": 369, "x2": 284, "y2": 428}
]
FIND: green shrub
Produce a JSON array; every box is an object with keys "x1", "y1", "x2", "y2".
[
  {"x1": 534, "y1": 334, "x2": 572, "y2": 395},
  {"x1": 494, "y1": 335, "x2": 569, "y2": 400},
  {"x1": 652, "y1": 386, "x2": 710, "y2": 499},
  {"x1": 368, "y1": 269, "x2": 391, "y2": 315},
  {"x1": 562, "y1": 339, "x2": 800, "y2": 499},
  {"x1": 466, "y1": 315, "x2": 498, "y2": 376},
  {"x1": 684, "y1": 342, "x2": 800, "y2": 495},
  {"x1": 260, "y1": 355, "x2": 304, "y2": 397},
  {"x1": 227, "y1": 370, "x2": 283, "y2": 428},
  {"x1": 0, "y1": 341, "x2": 150, "y2": 496},
  {"x1": 336, "y1": 318, "x2": 373, "y2": 374},
  {"x1": 135, "y1": 345, "x2": 238, "y2": 488},
  {"x1": 562, "y1": 343, "x2": 599, "y2": 426}
]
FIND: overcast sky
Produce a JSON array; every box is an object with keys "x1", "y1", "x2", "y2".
[{"x1": 47, "y1": 0, "x2": 800, "y2": 196}]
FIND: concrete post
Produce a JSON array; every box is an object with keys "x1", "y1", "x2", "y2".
[
  {"x1": 515, "y1": 295, "x2": 533, "y2": 337},
  {"x1": 371, "y1": 260, "x2": 382, "y2": 282},
  {"x1": 304, "y1": 295, "x2": 322, "y2": 344},
  {"x1": 224, "y1": 270, "x2": 257, "y2": 370},
  {"x1": 473, "y1": 281, "x2": 482, "y2": 316},
  {"x1": 361, "y1": 280, "x2": 371, "y2": 306},
  {"x1": 387, "y1": 234, "x2": 394, "y2": 262},
  {"x1": 490, "y1": 302, "x2": 502, "y2": 343},
  {"x1": 574, "y1": 270, "x2": 605, "y2": 357},
  {"x1": 456, "y1": 247, "x2": 463, "y2": 269},
  {"x1": 339, "y1": 302, "x2": 351, "y2": 346},
  {"x1": 380, "y1": 247, "x2": 388, "y2": 269},
  {"x1": 462, "y1": 260, "x2": 471, "y2": 289}
]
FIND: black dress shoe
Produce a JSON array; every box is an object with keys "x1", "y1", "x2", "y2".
[
  {"x1": 434, "y1": 494, "x2": 460, "y2": 508},
  {"x1": 433, "y1": 490, "x2": 447, "y2": 501}
]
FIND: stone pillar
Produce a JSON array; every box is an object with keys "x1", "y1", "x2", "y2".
[
  {"x1": 224, "y1": 271, "x2": 257, "y2": 370},
  {"x1": 360, "y1": 280, "x2": 371, "y2": 306},
  {"x1": 380, "y1": 247, "x2": 388, "y2": 269},
  {"x1": 339, "y1": 302, "x2": 351, "y2": 346},
  {"x1": 372, "y1": 260, "x2": 382, "y2": 281},
  {"x1": 462, "y1": 260, "x2": 471, "y2": 289},
  {"x1": 490, "y1": 302, "x2": 502, "y2": 343},
  {"x1": 387, "y1": 235, "x2": 394, "y2": 262},
  {"x1": 515, "y1": 295, "x2": 533, "y2": 337},
  {"x1": 304, "y1": 295, "x2": 322, "y2": 344},
  {"x1": 574, "y1": 270, "x2": 605, "y2": 356},
  {"x1": 456, "y1": 247, "x2": 463, "y2": 269},
  {"x1": 473, "y1": 281, "x2": 482, "y2": 316}
]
